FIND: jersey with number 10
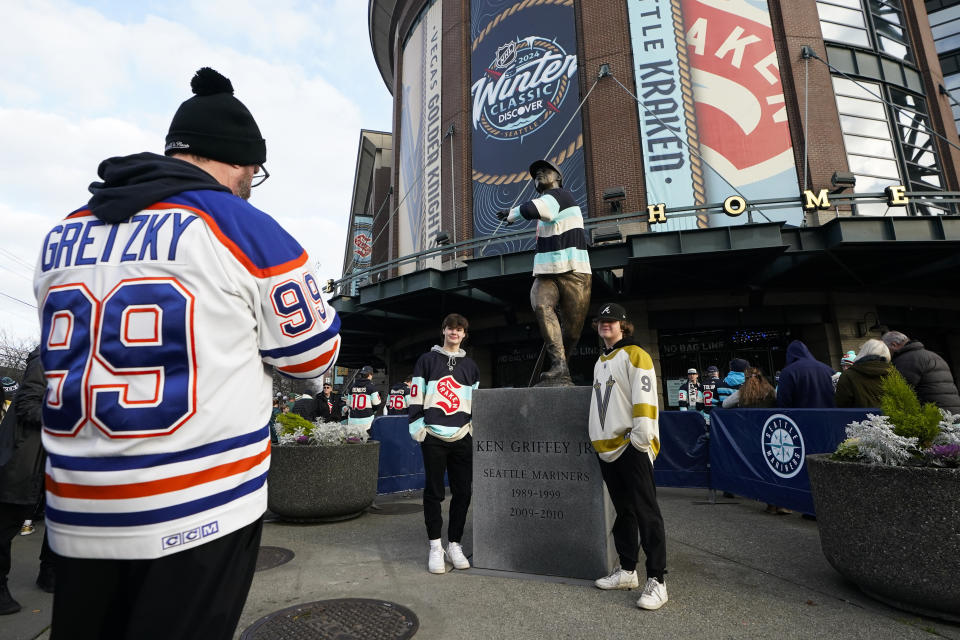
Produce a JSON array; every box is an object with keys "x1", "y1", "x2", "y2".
[{"x1": 34, "y1": 189, "x2": 341, "y2": 559}]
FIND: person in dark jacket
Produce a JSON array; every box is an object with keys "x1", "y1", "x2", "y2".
[
  {"x1": 0, "y1": 348, "x2": 55, "y2": 615},
  {"x1": 700, "y1": 365, "x2": 720, "y2": 416},
  {"x1": 292, "y1": 393, "x2": 318, "y2": 422},
  {"x1": 835, "y1": 339, "x2": 893, "y2": 409},
  {"x1": 882, "y1": 331, "x2": 960, "y2": 413},
  {"x1": 776, "y1": 341, "x2": 836, "y2": 408},
  {"x1": 316, "y1": 382, "x2": 344, "y2": 422}
]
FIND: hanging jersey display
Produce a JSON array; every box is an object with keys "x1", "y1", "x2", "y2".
[
  {"x1": 347, "y1": 378, "x2": 381, "y2": 430},
  {"x1": 386, "y1": 382, "x2": 410, "y2": 415}
]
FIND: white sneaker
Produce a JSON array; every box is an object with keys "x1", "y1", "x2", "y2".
[
  {"x1": 594, "y1": 567, "x2": 639, "y2": 590},
  {"x1": 446, "y1": 542, "x2": 470, "y2": 570},
  {"x1": 428, "y1": 545, "x2": 446, "y2": 574},
  {"x1": 637, "y1": 577, "x2": 668, "y2": 610}
]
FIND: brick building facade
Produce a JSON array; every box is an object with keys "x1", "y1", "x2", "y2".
[{"x1": 343, "y1": 0, "x2": 960, "y2": 404}]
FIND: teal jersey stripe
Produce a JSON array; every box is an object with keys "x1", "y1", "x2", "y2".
[{"x1": 534, "y1": 247, "x2": 590, "y2": 265}]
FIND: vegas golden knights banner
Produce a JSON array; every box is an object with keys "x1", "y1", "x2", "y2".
[{"x1": 398, "y1": 0, "x2": 443, "y2": 272}]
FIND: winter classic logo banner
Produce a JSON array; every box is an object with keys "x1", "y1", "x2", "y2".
[
  {"x1": 471, "y1": 0, "x2": 587, "y2": 255},
  {"x1": 627, "y1": 0, "x2": 802, "y2": 230}
]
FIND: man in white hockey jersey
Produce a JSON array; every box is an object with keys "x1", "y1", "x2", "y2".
[
  {"x1": 33, "y1": 67, "x2": 340, "y2": 639},
  {"x1": 588, "y1": 303, "x2": 668, "y2": 611}
]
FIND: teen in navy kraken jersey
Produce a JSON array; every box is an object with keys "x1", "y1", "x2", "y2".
[
  {"x1": 33, "y1": 68, "x2": 340, "y2": 640},
  {"x1": 409, "y1": 314, "x2": 479, "y2": 574}
]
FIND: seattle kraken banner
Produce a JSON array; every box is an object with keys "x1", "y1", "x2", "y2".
[
  {"x1": 709, "y1": 409, "x2": 870, "y2": 514},
  {"x1": 471, "y1": 0, "x2": 587, "y2": 255},
  {"x1": 627, "y1": 0, "x2": 802, "y2": 231}
]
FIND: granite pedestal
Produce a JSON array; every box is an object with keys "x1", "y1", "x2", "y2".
[{"x1": 472, "y1": 387, "x2": 616, "y2": 580}]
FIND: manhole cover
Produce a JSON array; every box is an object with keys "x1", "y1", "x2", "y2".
[
  {"x1": 240, "y1": 598, "x2": 418, "y2": 640},
  {"x1": 367, "y1": 503, "x2": 421, "y2": 515},
  {"x1": 256, "y1": 546, "x2": 295, "y2": 572}
]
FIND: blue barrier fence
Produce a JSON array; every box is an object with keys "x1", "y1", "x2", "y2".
[
  {"x1": 369, "y1": 416, "x2": 424, "y2": 494},
  {"x1": 370, "y1": 410, "x2": 873, "y2": 515},
  {"x1": 707, "y1": 408, "x2": 871, "y2": 514}
]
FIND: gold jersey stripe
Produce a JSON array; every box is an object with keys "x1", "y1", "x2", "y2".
[
  {"x1": 599, "y1": 345, "x2": 654, "y2": 370},
  {"x1": 632, "y1": 403, "x2": 658, "y2": 420},
  {"x1": 592, "y1": 432, "x2": 631, "y2": 453}
]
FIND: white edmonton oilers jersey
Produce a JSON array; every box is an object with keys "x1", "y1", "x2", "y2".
[{"x1": 34, "y1": 190, "x2": 340, "y2": 559}]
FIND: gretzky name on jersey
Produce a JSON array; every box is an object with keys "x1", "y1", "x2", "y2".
[{"x1": 40, "y1": 212, "x2": 197, "y2": 271}]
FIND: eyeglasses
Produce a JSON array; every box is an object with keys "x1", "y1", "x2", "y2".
[{"x1": 251, "y1": 165, "x2": 269, "y2": 188}]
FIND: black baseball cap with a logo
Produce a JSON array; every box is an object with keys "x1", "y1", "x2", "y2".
[{"x1": 596, "y1": 303, "x2": 628, "y2": 322}]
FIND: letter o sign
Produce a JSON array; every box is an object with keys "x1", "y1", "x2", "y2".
[{"x1": 723, "y1": 196, "x2": 747, "y2": 216}]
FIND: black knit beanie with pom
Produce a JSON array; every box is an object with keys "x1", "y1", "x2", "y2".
[{"x1": 164, "y1": 67, "x2": 266, "y2": 165}]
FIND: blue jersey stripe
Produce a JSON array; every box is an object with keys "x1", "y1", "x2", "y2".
[
  {"x1": 259, "y1": 315, "x2": 341, "y2": 359},
  {"x1": 166, "y1": 192, "x2": 304, "y2": 271},
  {"x1": 48, "y1": 425, "x2": 270, "y2": 472},
  {"x1": 45, "y1": 471, "x2": 268, "y2": 527}
]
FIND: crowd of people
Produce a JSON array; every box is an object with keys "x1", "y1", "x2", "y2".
[{"x1": 674, "y1": 332, "x2": 960, "y2": 415}]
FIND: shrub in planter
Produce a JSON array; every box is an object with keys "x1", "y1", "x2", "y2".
[
  {"x1": 268, "y1": 417, "x2": 380, "y2": 522},
  {"x1": 808, "y1": 371, "x2": 960, "y2": 622}
]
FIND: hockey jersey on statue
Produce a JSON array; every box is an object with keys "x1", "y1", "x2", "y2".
[
  {"x1": 505, "y1": 188, "x2": 591, "y2": 276},
  {"x1": 409, "y1": 346, "x2": 479, "y2": 442},
  {"x1": 34, "y1": 155, "x2": 340, "y2": 560},
  {"x1": 346, "y1": 379, "x2": 381, "y2": 429}
]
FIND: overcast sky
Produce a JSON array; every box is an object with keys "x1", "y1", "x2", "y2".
[{"x1": 0, "y1": 0, "x2": 393, "y2": 344}]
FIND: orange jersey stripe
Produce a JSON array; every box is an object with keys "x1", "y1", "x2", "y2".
[
  {"x1": 46, "y1": 442, "x2": 270, "y2": 500},
  {"x1": 64, "y1": 204, "x2": 307, "y2": 277},
  {"x1": 277, "y1": 338, "x2": 339, "y2": 374}
]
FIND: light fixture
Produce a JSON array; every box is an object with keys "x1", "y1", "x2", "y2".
[
  {"x1": 602, "y1": 186, "x2": 626, "y2": 214},
  {"x1": 434, "y1": 231, "x2": 451, "y2": 246},
  {"x1": 831, "y1": 171, "x2": 856, "y2": 193}
]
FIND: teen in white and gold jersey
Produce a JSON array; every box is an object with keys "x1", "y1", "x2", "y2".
[{"x1": 588, "y1": 303, "x2": 668, "y2": 611}]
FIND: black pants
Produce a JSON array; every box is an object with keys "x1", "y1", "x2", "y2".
[
  {"x1": 51, "y1": 517, "x2": 262, "y2": 640},
  {"x1": 420, "y1": 433, "x2": 472, "y2": 542},
  {"x1": 0, "y1": 502, "x2": 54, "y2": 579},
  {"x1": 599, "y1": 446, "x2": 667, "y2": 579}
]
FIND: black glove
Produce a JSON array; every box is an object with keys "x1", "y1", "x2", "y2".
[{"x1": 496, "y1": 209, "x2": 512, "y2": 224}]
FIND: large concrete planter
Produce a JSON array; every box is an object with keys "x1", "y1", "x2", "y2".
[
  {"x1": 807, "y1": 454, "x2": 960, "y2": 622},
  {"x1": 268, "y1": 441, "x2": 380, "y2": 522}
]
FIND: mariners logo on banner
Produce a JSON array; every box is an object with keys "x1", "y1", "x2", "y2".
[
  {"x1": 627, "y1": 0, "x2": 801, "y2": 230},
  {"x1": 471, "y1": 0, "x2": 587, "y2": 255},
  {"x1": 761, "y1": 413, "x2": 805, "y2": 478}
]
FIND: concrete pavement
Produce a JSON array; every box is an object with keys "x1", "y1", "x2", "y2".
[{"x1": 5, "y1": 487, "x2": 959, "y2": 639}]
